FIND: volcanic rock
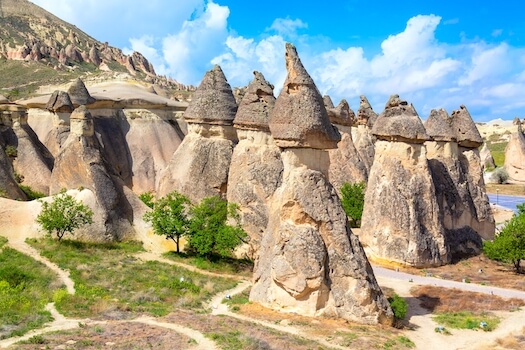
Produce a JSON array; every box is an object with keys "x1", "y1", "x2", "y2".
[
  {"x1": 251, "y1": 43, "x2": 393, "y2": 325},
  {"x1": 504, "y1": 123, "x2": 525, "y2": 182},
  {"x1": 46, "y1": 90, "x2": 74, "y2": 113},
  {"x1": 480, "y1": 143, "x2": 495, "y2": 170},
  {"x1": 67, "y1": 78, "x2": 96, "y2": 107},
  {"x1": 360, "y1": 96, "x2": 449, "y2": 267},
  {"x1": 353, "y1": 95, "x2": 377, "y2": 173}
]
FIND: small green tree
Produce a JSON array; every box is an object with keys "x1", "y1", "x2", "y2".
[
  {"x1": 36, "y1": 191, "x2": 93, "y2": 241},
  {"x1": 388, "y1": 293, "x2": 408, "y2": 328},
  {"x1": 484, "y1": 203, "x2": 525, "y2": 273},
  {"x1": 187, "y1": 196, "x2": 247, "y2": 258},
  {"x1": 143, "y1": 191, "x2": 190, "y2": 253},
  {"x1": 340, "y1": 182, "x2": 366, "y2": 228}
]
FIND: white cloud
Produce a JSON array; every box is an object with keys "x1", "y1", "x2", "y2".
[
  {"x1": 268, "y1": 18, "x2": 308, "y2": 38},
  {"x1": 458, "y1": 43, "x2": 510, "y2": 86}
]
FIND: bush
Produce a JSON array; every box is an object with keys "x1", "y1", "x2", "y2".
[
  {"x1": 187, "y1": 196, "x2": 247, "y2": 258},
  {"x1": 19, "y1": 185, "x2": 45, "y2": 200},
  {"x1": 4, "y1": 145, "x2": 17, "y2": 157},
  {"x1": 491, "y1": 167, "x2": 509, "y2": 184},
  {"x1": 388, "y1": 293, "x2": 408, "y2": 327},
  {"x1": 139, "y1": 191, "x2": 155, "y2": 209},
  {"x1": 340, "y1": 182, "x2": 366, "y2": 228}
]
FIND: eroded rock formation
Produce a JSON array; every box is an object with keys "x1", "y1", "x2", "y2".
[
  {"x1": 227, "y1": 71, "x2": 282, "y2": 258},
  {"x1": 353, "y1": 95, "x2": 377, "y2": 174},
  {"x1": 360, "y1": 95, "x2": 449, "y2": 267},
  {"x1": 250, "y1": 43, "x2": 393, "y2": 325},
  {"x1": 480, "y1": 143, "x2": 495, "y2": 170},
  {"x1": 504, "y1": 123, "x2": 525, "y2": 182},
  {"x1": 157, "y1": 65, "x2": 237, "y2": 203},
  {"x1": 327, "y1": 99, "x2": 368, "y2": 192}
]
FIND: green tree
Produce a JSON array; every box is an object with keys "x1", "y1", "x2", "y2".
[
  {"x1": 36, "y1": 191, "x2": 93, "y2": 241},
  {"x1": 139, "y1": 191, "x2": 155, "y2": 209},
  {"x1": 187, "y1": 196, "x2": 247, "y2": 258},
  {"x1": 340, "y1": 182, "x2": 366, "y2": 228},
  {"x1": 484, "y1": 203, "x2": 525, "y2": 273},
  {"x1": 143, "y1": 191, "x2": 190, "y2": 253}
]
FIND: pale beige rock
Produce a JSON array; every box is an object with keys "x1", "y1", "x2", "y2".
[
  {"x1": 480, "y1": 143, "x2": 495, "y2": 170},
  {"x1": 504, "y1": 124, "x2": 525, "y2": 182},
  {"x1": 353, "y1": 95, "x2": 377, "y2": 173}
]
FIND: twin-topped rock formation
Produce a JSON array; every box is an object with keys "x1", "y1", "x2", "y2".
[{"x1": 250, "y1": 43, "x2": 392, "y2": 324}]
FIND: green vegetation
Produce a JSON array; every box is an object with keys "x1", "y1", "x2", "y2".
[
  {"x1": 484, "y1": 203, "x2": 525, "y2": 273},
  {"x1": 0, "y1": 237, "x2": 59, "y2": 339},
  {"x1": 486, "y1": 141, "x2": 507, "y2": 168},
  {"x1": 144, "y1": 191, "x2": 190, "y2": 253},
  {"x1": 490, "y1": 167, "x2": 509, "y2": 184},
  {"x1": 28, "y1": 238, "x2": 238, "y2": 318},
  {"x1": 187, "y1": 196, "x2": 247, "y2": 258},
  {"x1": 383, "y1": 336, "x2": 415, "y2": 349},
  {"x1": 164, "y1": 251, "x2": 253, "y2": 277},
  {"x1": 36, "y1": 191, "x2": 93, "y2": 241},
  {"x1": 138, "y1": 191, "x2": 155, "y2": 209},
  {"x1": 340, "y1": 182, "x2": 366, "y2": 228},
  {"x1": 4, "y1": 145, "x2": 17, "y2": 157},
  {"x1": 19, "y1": 184, "x2": 45, "y2": 200},
  {"x1": 433, "y1": 311, "x2": 499, "y2": 331},
  {"x1": 388, "y1": 293, "x2": 408, "y2": 327}
]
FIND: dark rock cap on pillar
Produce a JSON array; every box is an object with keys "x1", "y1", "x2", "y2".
[
  {"x1": 327, "y1": 99, "x2": 355, "y2": 127},
  {"x1": 372, "y1": 94, "x2": 430, "y2": 143},
  {"x1": 67, "y1": 78, "x2": 96, "y2": 106},
  {"x1": 269, "y1": 43, "x2": 340, "y2": 149},
  {"x1": 184, "y1": 65, "x2": 238, "y2": 126},
  {"x1": 356, "y1": 95, "x2": 378, "y2": 127},
  {"x1": 424, "y1": 109, "x2": 456, "y2": 142},
  {"x1": 451, "y1": 105, "x2": 483, "y2": 148},
  {"x1": 233, "y1": 71, "x2": 275, "y2": 132}
]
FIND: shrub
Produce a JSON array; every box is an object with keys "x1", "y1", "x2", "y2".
[
  {"x1": 491, "y1": 167, "x2": 509, "y2": 184},
  {"x1": 388, "y1": 293, "x2": 408, "y2": 327},
  {"x1": 4, "y1": 145, "x2": 17, "y2": 157},
  {"x1": 139, "y1": 191, "x2": 155, "y2": 209},
  {"x1": 19, "y1": 185, "x2": 45, "y2": 200},
  {"x1": 340, "y1": 182, "x2": 366, "y2": 228}
]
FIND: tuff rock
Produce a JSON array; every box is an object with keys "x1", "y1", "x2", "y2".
[
  {"x1": 353, "y1": 95, "x2": 377, "y2": 174},
  {"x1": 504, "y1": 123, "x2": 525, "y2": 182}
]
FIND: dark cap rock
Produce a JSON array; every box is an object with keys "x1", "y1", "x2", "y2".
[
  {"x1": 67, "y1": 78, "x2": 96, "y2": 106},
  {"x1": 327, "y1": 99, "x2": 355, "y2": 127},
  {"x1": 424, "y1": 109, "x2": 456, "y2": 142},
  {"x1": 372, "y1": 94, "x2": 430, "y2": 143},
  {"x1": 234, "y1": 71, "x2": 275, "y2": 132},
  {"x1": 357, "y1": 95, "x2": 378, "y2": 127},
  {"x1": 46, "y1": 90, "x2": 74, "y2": 113},
  {"x1": 184, "y1": 65, "x2": 237, "y2": 125},
  {"x1": 269, "y1": 43, "x2": 340, "y2": 149},
  {"x1": 451, "y1": 105, "x2": 483, "y2": 148}
]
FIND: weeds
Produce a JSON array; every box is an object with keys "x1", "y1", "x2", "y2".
[{"x1": 433, "y1": 311, "x2": 499, "y2": 331}]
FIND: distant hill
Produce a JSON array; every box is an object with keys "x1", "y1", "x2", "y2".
[{"x1": 0, "y1": 0, "x2": 193, "y2": 100}]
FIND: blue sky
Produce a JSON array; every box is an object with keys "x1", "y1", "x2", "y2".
[{"x1": 31, "y1": 0, "x2": 525, "y2": 122}]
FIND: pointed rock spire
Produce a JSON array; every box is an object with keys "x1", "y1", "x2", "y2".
[
  {"x1": 372, "y1": 94, "x2": 429, "y2": 143},
  {"x1": 46, "y1": 90, "x2": 74, "y2": 113},
  {"x1": 356, "y1": 95, "x2": 377, "y2": 127},
  {"x1": 67, "y1": 78, "x2": 95, "y2": 106},
  {"x1": 323, "y1": 95, "x2": 334, "y2": 109},
  {"x1": 425, "y1": 109, "x2": 456, "y2": 142},
  {"x1": 451, "y1": 105, "x2": 483, "y2": 148},
  {"x1": 269, "y1": 43, "x2": 340, "y2": 149},
  {"x1": 327, "y1": 99, "x2": 355, "y2": 127},
  {"x1": 184, "y1": 65, "x2": 237, "y2": 125},
  {"x1": 234, "y1": 71, "x2": 275, "y2": 132}
]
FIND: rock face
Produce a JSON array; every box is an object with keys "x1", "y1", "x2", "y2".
[
  {"x1": 504, "y1": 123, "x2": 525, "y2": 182},
  {"x1": 251, "y1": 43, "x2": 393, "y2": 325},
  {"x1": 227, "y1": 71, "x2": 282, "y2": 258},
  {"x1": 0, "y1": 132, "x2": 26, "y2": 200},
  {"x1": 1, "y1": 104, "x2": 54, "y2": 195},
  {"x1": 327, "y1": 99, "x2": 368, "y2": 192},
  {"x1": 360, "y1": 95, "x2": 449, "y2": 267},
  {"x1": 157, "y1": 65, "x2": 237, "y2": 203},
  {"x1": 353, "y1": 95, "x2": 377, "y2": 174},
  {"x1": 425, "y1": 108, "x2": 490, "y2": 259},
  {"x1": 480, "y1": 143, "x2": 495, "y2": 170},
  {"x1": 50, "y1": 106, "x2": 135, "y2": 241},
  {"x1": 46, "y1": 91, "x2": 74, "y2": 113},
  {"x1": 67, "y1": 78, "x2": 96, "y2": 107},
  {"x1": 452, "y1": 106, "x2": 495, "y2": 241}
]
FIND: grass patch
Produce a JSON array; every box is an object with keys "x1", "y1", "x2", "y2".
[
  {"x1": 0, "y1": 242, "x2": 60, "y2": 339},
  {"x1": 223, "y1": 288, "x2": 250, "y2": 312},
  {"x1": 383, "y1": 335, "x2": 415, "y2": 349},
  {"x1": 433, "y1": 311, "x2": 499, "y2": 331},
  {"x1": 27, "y1": 238, "x2": 238, "y2": 319},
  {"x1": 163, "y1": 251, "x2": 253, "y2": 277},
  {"x1": 486, "y1": 141, "x2": 507, "y2": 167}
]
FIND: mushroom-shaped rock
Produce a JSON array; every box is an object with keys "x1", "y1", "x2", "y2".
[
  {"x1": 451, "y1": 105, "x2": 483, "y2": 148},
  {"x1": 67, "y1": 78, "x2": 96, "y2": 106},
  {"x1": 233, "y1": 71, "x2": 275, "y2": 132},
  {"x1": 425, "y1": 109, "x2": 456, "y2": 142},
  {"x1": 46, "y1": 90, "x2": 74, "y2": 113},
  {"x1": 70, "y1": 105, "x2": 94, "y2": 137},
  {"x1": 327, "y1": 99, "x2": 355, "y2": 127},
  {"x1": 372, "y1": 94, "x2": 429, "y2": 143},
  {"x1": 183, "y1": 65, "x2": 237, "y2": 125},
  {"x1": 269, "y1": 43, "x2": 340, "y2": 149}
]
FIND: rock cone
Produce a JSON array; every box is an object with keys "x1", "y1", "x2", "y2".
[
  {"x1": 353, "y1": 95, "x2": 377, "y2": 173},
  {"x1": 67, "y1": 78, "x2": 96, "y2": 107},
  {"x1": 504, "y1": 123, "x2": 525, "y2": 181}
]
